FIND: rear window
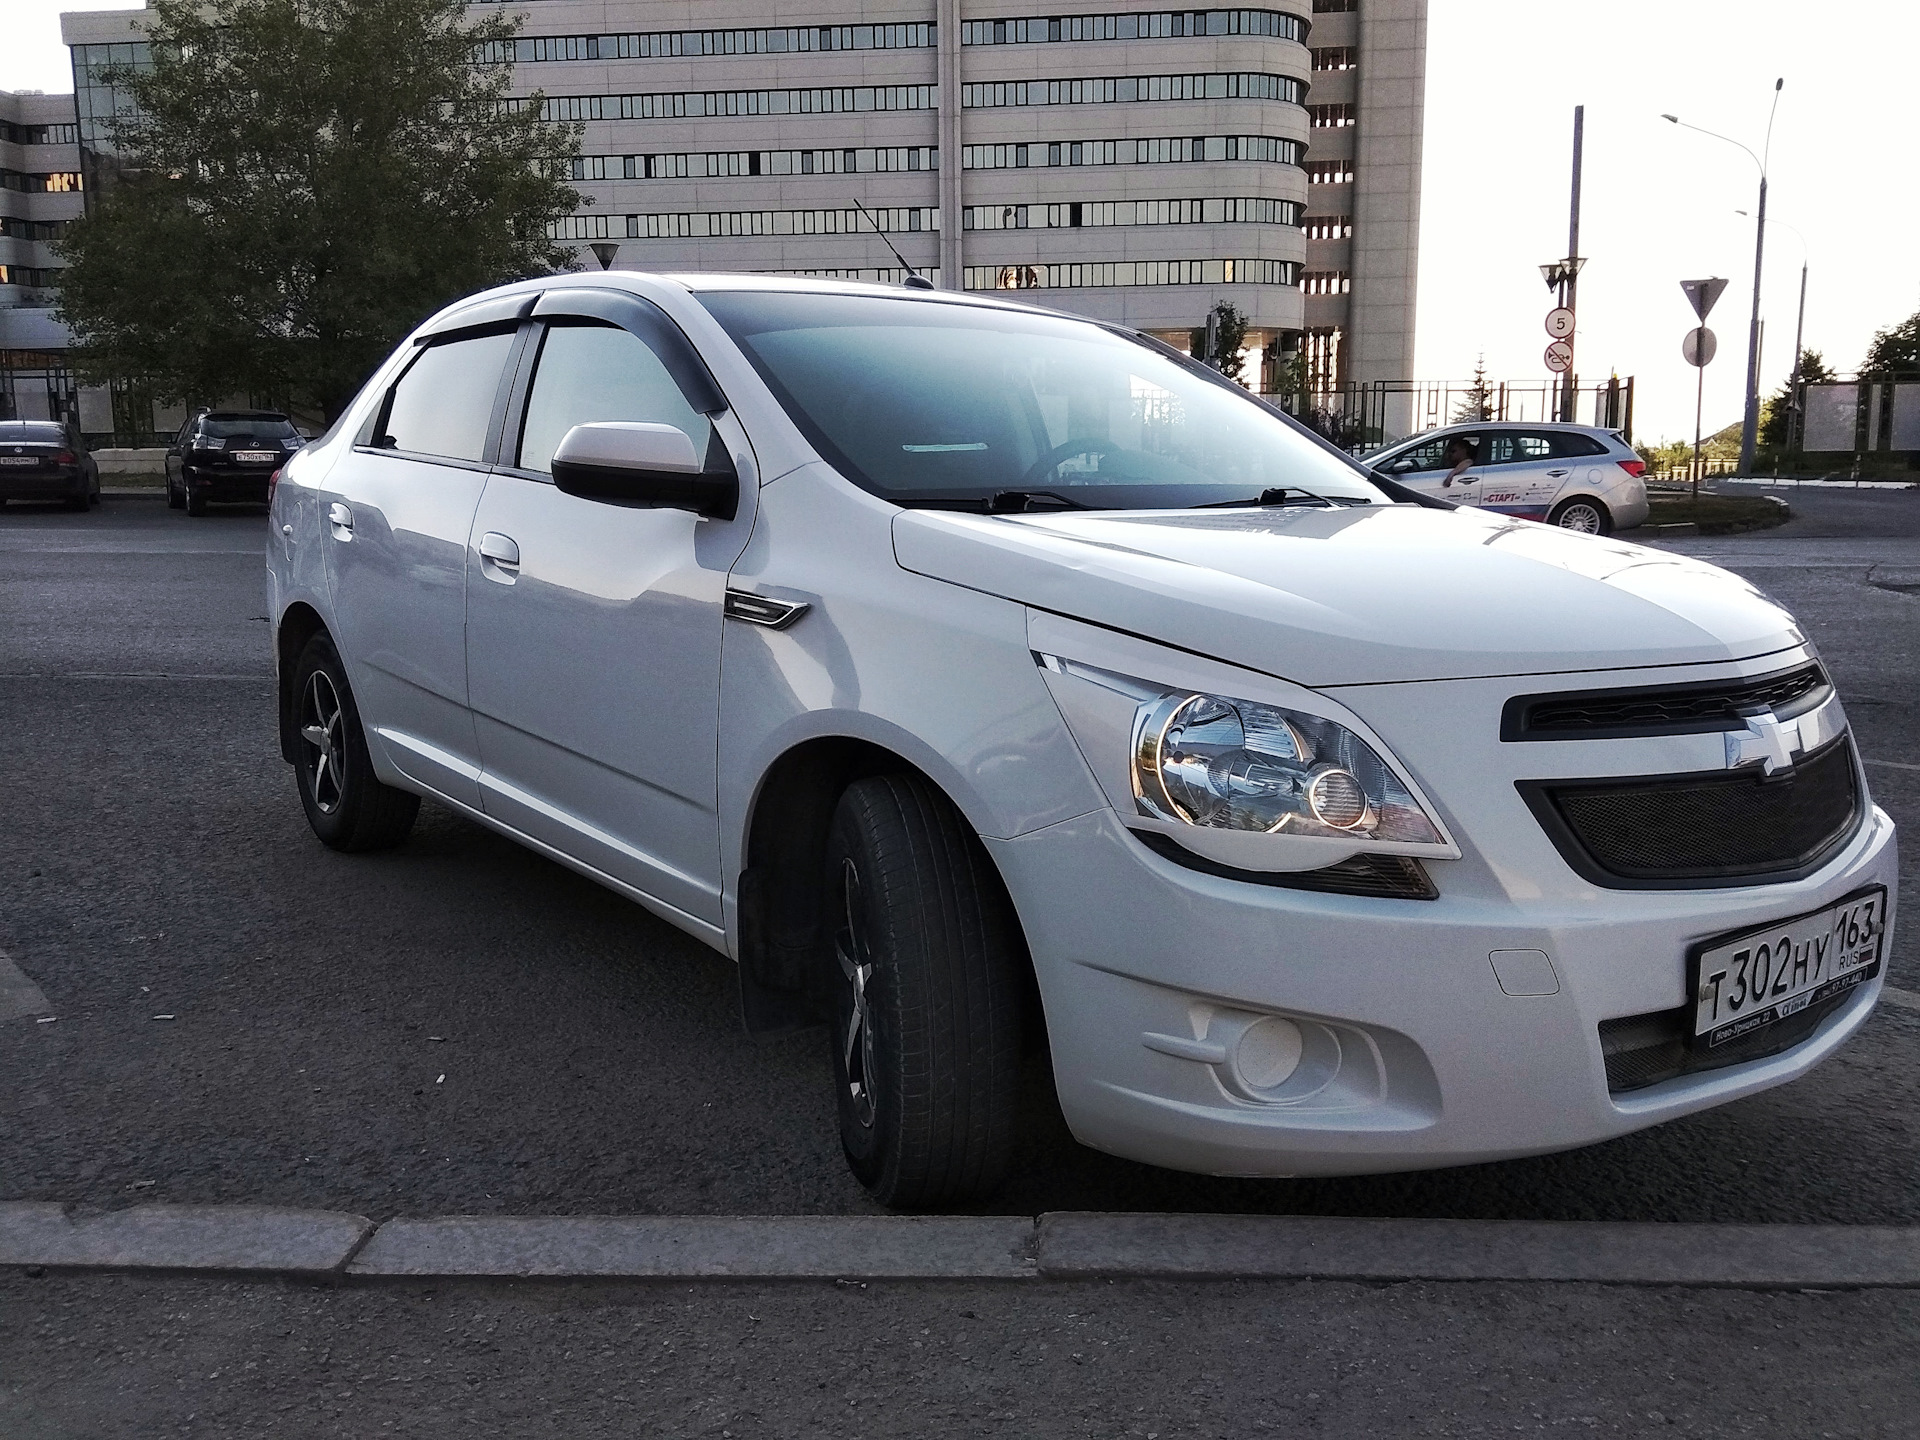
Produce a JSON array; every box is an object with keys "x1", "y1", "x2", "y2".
[
  {"x1": 202, "y1": 416, "x2": 296, "y2": 440},
  {"x1": 1549, "y1": 432, "x2": 1610, "y2": 458},
  {"x1": 0, "y1": 422, "x2": 64, "y2": 443}
]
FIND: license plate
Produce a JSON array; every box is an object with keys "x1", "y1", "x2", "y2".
[
  {"x1": 0, "y1": 456, "x2": 39, "y2": 466},
  {"x1": 1690, "y1": 887, "x2": 1886, "y2": 1048},
  {"x1": 233, "y1": 450, "x2": 276, "y2": 463}
]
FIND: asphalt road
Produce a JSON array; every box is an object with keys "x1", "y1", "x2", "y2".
[
  {"x1": 2, "y1": 489, "x2": 1917, "y2": 1224},
  {"x1": 6, "y1": 1271, "x2": 1917, "y2": 1439}
]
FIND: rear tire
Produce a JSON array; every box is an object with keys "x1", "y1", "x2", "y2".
[
  {"x1": 66, "y1": 486, "x2": 90, "y2": 512},
  {"x1": 167, "y1": 474, "x2": 185, "y2": 510},
  {"x1": 184, "y1": 485, "x2": 207, "y2": 516},
  {"x1": 823, "y1": 773, "x2": 1024, "y2": 1209},
  {"x1": 291, "y1": 633, "x2": 419, "y2": 852},
  {"x1": 1549, "y1": 497, "x2": 1611, "y2": 534}
]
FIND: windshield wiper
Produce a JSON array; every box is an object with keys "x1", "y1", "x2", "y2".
[
  {"x1": 892, "y1": 490, "x2": 1096, "y2": 514},
  {"x1": 1192, "y1": 486, "x2": 1359, "y2": 510}
]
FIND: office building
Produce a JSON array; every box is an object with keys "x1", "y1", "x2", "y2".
[{"x1": 0, "y1": 89, "x2": 84, "y2": 422}]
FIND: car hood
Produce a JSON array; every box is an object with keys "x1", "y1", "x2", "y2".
[{"x1": 892, "y1": 503, "x2": 1804, "y2": 686}]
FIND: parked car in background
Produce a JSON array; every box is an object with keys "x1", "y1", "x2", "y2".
[
  {"x1": 1365, "y1": 422, "x2": 1648, "y2": 533},
  {"x1": 0, "y1": 419, "x2": 99, "y2": 511},
  {"x1": 167, "y1": 410, "x2": 306, "y2": 515},
  {"x1": 268, "y1": 273, "x2": 1892, "y2": 1208}
]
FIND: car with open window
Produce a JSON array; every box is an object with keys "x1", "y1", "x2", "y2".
[
  {"x1": 1365, "y1": 421, "x2": 1649, "y2": 533},
  {"x1": 267, "y1": 273, "x2": 1894, "y2": 1207},
  {"x1": 167, "y1": 409, "x2": 306, "y2": 515}
]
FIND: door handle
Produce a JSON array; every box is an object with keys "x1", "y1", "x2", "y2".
[
  {"x1": 479, "y1": 532, "x2": 520, "y2": 566},
  {"x1": 1546, "y1": 468, "x2": 1570, "y2": 477},
  {"x1": 327, "y1": 502, "x2": 353, "y2": 539}
]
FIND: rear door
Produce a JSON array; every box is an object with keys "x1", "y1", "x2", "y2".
[
  {"x1": 1478, "y1": 430, "x2": 1562, "y2": 520},
  {"x1": 319, "y1": 322, "x2": 523, "y2": 808},
  {"x1": 462, "y1": 291, "x2": 753, "y2": 925}
]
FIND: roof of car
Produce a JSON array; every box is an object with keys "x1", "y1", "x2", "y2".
[{"x1": 202, "y1": 410, "x2": 290, "y2": 420}]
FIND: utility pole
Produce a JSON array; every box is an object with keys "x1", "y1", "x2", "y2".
[
  {"x1": 1564, "y1": 106, "x2": 1584, "y2": 422},
  {"x1": 1787, "y1": 260, "x2": 1808, "y2": 451}
]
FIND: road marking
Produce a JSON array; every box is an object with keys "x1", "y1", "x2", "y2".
[
  {"x1": 1882, "y1": 987, "x2": 1920, "y2": 1014},
  {"x1": 0, "y1": 951, "x2": 51, "y2": 1022},
  {"x1": 1863, "y1": 758, "x2": 1920, "y2": 773}
]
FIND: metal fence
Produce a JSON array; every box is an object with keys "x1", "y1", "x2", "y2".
[{"x1": 1266, "y1": 376, "x2": 1634, "y2": 451}]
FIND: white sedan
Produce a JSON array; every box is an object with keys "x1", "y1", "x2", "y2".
[{"x1": 266, "y1": 273, "x2": 1892, "y2": 1206}]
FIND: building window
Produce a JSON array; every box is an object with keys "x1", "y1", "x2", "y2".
[
  {"x1": 0, "y1": 264, "x2": 60, "y2": 287},
  {"x1": 961, "y1": 10, "x2": 1306, "y2": 44},
  {"x1": 480, "y1": 23, "x2": 935, "y2": 64},
  {"x1": 0, "y1": 216, "x2": 69, "y2": 242},
  {"x1": 963, "y1": 133, "x2": 1301, "y2": 169},
  {"x1": 962, "y1": 73, "x2": 1304, "y2": 108},
  {"x1": 1311, "y1": 46, "x2": 1357, "y2": 70},
  {"x1": 1308, "y1": 104, "x2": 1355, "y2": 128},
  {"x1": 965, "y1": 196, "x2": 1303, "y2": 229},
  {"x1": 568, "y1": 146, "x2": 937, "y2": 180},
  {"x1": 0, "y1": 168, "x2": 83, "y2": 194},
  {"x1": 1312, "y1": 0, "x2": 1357, "y2": 12},
  {"x1": 1303, "y1": 214, "x2": 1351, "y2": 239},
  {"x1": 528, "y1": 85, "x2": 935, "y2": 122},
  {"x1": 0, "y1": 120, "x2": 79, "y2": 146},
  {"x1": 1306, "y1": 160, "x2": 1354, "y2": 184},
  {"x1": 963, "y1": 258, "x2": 1301, "y2": 290},
  {"x1": 560, "y1": 206, "x2": 940, "y2": 241},
  {"x1": 1300, "y1": 270, "x2": 1350, "y2": 294},
  {"x1": 70, "y1": 40, "x2": 152, "y2": 148}
]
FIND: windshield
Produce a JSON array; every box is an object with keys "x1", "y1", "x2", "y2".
[
  {"x1": 697, "y1": 291, "x2": 1385, "y2": 509},
  {"x1": 202, "y1": 416, "x2": 296, "y2": 440}
]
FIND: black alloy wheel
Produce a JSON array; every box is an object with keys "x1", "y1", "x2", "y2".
[
  {"x1": 824, "y1": 773, "x2": 1025, "y2": 1209},
  {"x1": 291, "y1": 632, "x2": 420, "y2": 852},
  {"x1": 167, "y1": 472, "x2": 185, "y2": 509}
]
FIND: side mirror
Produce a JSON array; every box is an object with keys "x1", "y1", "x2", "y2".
[{"x1": 550, "y1": 422, "x2": 737, "y2": 520}]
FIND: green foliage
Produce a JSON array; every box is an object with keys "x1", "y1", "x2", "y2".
[
  {"x1": 1451, "y1": 356, "x2": 1492, "y2": 422},
  {"x1": 1188, "y1": 301, "x2": 1250, "y2": 380},
  {"x1": 1860, "y1": 308, "x2": 1920, "y2": 380},
  {"x1": 56, "y1": 0, "x2": 581, "y2": 419},
  {"x1": 1758, "y1": 348, "x2": 1834, "y2": 448}
]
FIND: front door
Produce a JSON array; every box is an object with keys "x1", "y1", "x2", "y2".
[
  {"x1": 463, "y1": 309, "x2": 752, "y2": 926},
  {"x1": 1380, "y1": 430, "x2": 1485, "y2": 501},
  {"x1": 320, "y1": 326, "x2": 518, "y2": 808}
]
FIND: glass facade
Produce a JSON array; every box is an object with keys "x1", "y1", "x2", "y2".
[
  {"x1": 569, "y1": 146, "x2": 937, "y2": 180},
  {"x1": 530, "y1": 85, "x2": 934, "y2": 122},
  {"x1": 962, "y1": 134, "x2": 1300, "y2": 169},
  {"x1": 482, "y1": 24, "x2": 933, "y2": 62},
  {"x1": 964, "y1": 196, "x2": 1304, "y2": 229},
  {"x1": 965, "y1": 258, "x2": 1301, "y2": 290},
  {"x1": 962, "y1": 73, "x2": 1304, "y2": 108},
  {"x1": 551, "y1": 206, "x2": 937, "y2": 241},
  {"x1": 70, "y1": 41, "x2": 150, "y2": 148}
]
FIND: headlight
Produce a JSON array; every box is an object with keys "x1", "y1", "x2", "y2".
[
  {"x1": 1132, "y1": 690, "x2": 1443, "y2": 844},
  {"x1": 1036, "y1": 648, "x2": 1456, "y2": 872}
]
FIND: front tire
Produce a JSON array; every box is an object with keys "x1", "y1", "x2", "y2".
[
  {"x1": 824, "y1": 773, "x2": 1025, "y2": 1209},
  {"x1": 1549, "y1": 496, "x2": 1611, "y2": 534},
  {"x1": 291, "y1": 633, "x2": 420, "y2": 852}
]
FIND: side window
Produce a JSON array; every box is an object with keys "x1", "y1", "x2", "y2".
[
  {"x1": 1550, "y1": 431, "x2": 1609, "y2": 458},
  {"x1": 1390, "y1": 435, "x2": 1452, "y2": 472},
  {"x1": 1509, "y1": 433, "x2": 1554, "y2": 464},
  {"x1": 516, "y1": 321, "x2": 712, "y2": 475},
  {"x1": 378, "y1": 330, "x2": 516, "y2": 463}
]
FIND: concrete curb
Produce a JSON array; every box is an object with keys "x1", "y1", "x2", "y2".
[
  {"x1": 349, "y1": 1215, "x2": 1036, "y2": 1280},
  {"x1": 0, "y1": 1203, "x2": 372, "y2": 1275},
  {"x1": 7, "y1": 1204, "x2": 1920, "y2": 1288},
  {"x1": 1035, "y1": 1213, "x2": 1920, "y2": 1289}
]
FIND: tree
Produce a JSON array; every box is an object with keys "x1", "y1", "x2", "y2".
[
  {"x1": 56, "y1": 0, "x2": 581, "y2": 421},
  {"x1": 1860, "y1": 307, "x2": 1920, "y2": 380},
  {"x1": 1189, "y1": 301, "x2": 1251, "y2": 380},
  {"x1": 1758, "y1": 348, "x2": 1834, "y2": 449},
  {"x1": 1452, "y1": 355, "x2": 1492, "y2": 422}
]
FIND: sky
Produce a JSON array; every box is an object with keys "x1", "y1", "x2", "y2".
[{"x1": 5, "y1": 0, "x2": 1917, "y2": 444}]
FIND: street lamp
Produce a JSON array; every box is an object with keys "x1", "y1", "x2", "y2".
[
  {"x1": 1662, "y1": 77, "x2": 1784, "y2": 475},
  {"x1": 1737, "y1": 208, "x2": 1809, "y2": 454}
]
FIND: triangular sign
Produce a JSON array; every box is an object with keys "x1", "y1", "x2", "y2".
[{"x1": 1680, "y1": 277, "x2": 1728, "y2": 322}]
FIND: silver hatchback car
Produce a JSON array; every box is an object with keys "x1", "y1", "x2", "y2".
[{"x1": 1365, "y1": 422, "x2": 1649, "y2": 534}]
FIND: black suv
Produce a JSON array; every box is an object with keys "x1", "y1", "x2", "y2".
[
  {"x1": 167, "y1": 410, "x2": 306, "y2": 515},
  {"x1": 0, "y1": 419, "x2": 100, "y2": 511}
]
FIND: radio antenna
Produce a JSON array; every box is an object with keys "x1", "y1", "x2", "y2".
[{"x1": 852, "y1": 196, "x2": 936, "y2": 289}]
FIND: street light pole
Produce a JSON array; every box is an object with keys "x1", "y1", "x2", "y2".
[
  {"x1": 1739, "y1": 208, "x2": 1810, "y2": 454},
  {"x1": 1663, "y1": 78, "x2": 1783, "y2": 476}
]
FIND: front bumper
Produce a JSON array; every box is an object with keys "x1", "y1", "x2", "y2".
[{"x1": 986, "y1": 801, "x2": 1896, "y2": 1178}]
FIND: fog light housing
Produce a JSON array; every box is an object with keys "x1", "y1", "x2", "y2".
[{"x1": 1232, "y1": 1016, "x2": 1304, "y2": 1091}]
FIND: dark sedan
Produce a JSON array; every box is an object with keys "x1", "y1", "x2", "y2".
[
  {"x1": 0, "y1": 420, "x2": 100, "y2": 511},
  {"x1": 167, "y1": 410, "x2": 306, "y2": 515}
]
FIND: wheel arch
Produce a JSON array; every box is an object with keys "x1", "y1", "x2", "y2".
[
  {"x1": 276, "y1": 601, "x2": 330, "y2": 763},
  {"x1": 734, "y1": 735, "x2": 1038, "y2": 1041}
]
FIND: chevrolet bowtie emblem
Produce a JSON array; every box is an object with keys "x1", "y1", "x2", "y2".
[{"x1": 1725, "y1": 709, "x2": 1798, "y2": 775}]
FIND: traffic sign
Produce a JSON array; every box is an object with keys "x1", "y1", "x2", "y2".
[
  {"x1": 1680, "y1": 277, "x2": 1728, "y2": 322},
  {"x1": 1682, "y1": 327, "x2": 1717, "y2": 368},
  {"x1": 1544, "y1": 340, "x2": 1574, "y2": 373},
  {"x1": 1545, "y1": 307, "x2": 1576, "y2": 340}
]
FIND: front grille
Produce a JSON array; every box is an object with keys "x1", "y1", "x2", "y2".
[
  {"x1": 1600, "y1": 988, "x2": 1856, "y2": 1093},
  {"x1": 1521, "y1": 735, "x2": 1861, "y2": 889},
  {"x1": 1503, "y1": 662, "x2": 1828, "y2": 741},
  {"x1": 1132, "y1": 830, "x2": 1438, "y2": 900}
]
